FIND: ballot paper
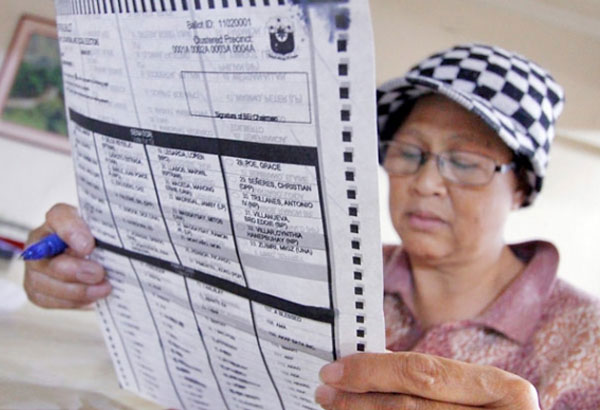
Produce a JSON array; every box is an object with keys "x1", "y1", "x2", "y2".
[{"x1": 54, "y1": 1, "x2": 384, "y2": 408}]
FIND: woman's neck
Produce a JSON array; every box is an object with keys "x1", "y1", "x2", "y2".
[{"x1": 408, "y1": 244, "x2": 525, "y2": 330}]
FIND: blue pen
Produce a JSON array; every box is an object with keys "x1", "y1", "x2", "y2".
[{"x1": 21, "y1": 233, "x2": 68, "y2": 261}]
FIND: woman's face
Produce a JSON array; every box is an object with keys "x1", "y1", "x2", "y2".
[{"x1": 387, "y1": 94, "x2": 523, "y2": 262}]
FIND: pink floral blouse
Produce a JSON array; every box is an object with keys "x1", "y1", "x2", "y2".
[{"x1": 383, "y1": 241, "x2": 600, "y2": 409}]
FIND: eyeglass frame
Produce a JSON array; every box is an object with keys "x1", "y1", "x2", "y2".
[{"x1": 379, "y1": 140, "x2": 516, "y2": 187}]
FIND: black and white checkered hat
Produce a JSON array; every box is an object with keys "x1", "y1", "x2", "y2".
[{"x1": 377, "y1": 43, "x2": 565, "y2": 206}]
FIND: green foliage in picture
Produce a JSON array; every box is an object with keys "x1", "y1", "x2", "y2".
[
  {"x1": 9, "y1": 62, "x2": 63, "y2": 98},
  {"x1": 2, "y1": 33, "x2": 66, "y2": 136}
]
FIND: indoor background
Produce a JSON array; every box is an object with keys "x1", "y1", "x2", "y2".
[
  {"x1": 0, "y1": 0, "x2": 599, "y2": 293},
  {"x1": 0, "y1": 1, "x2": 598, "y2": 407}
]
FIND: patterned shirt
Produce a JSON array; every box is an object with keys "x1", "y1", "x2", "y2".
[{"x1": 383, "y1": 241, "x2": 600, "y2": 409}]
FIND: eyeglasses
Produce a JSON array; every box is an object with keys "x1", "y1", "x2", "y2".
[{"x1": 380, "y1": 140, "x2": 515, "y2": 186}]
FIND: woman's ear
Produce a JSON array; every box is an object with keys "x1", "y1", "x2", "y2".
[{"x1": 511, "y1": 188, "x2": 525, "y2": 210}]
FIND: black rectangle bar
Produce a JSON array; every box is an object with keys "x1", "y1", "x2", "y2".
[
  {"x1": 218, "y1": 138, "x2": 318, "y2": 165},
  {"x1": 96, "y1": 239, "x2": 334, "y2": 323},
  {"x1": 69, "y1": 108, "x2": 318, "y2": 165}
]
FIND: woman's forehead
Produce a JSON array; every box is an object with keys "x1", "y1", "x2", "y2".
[{"x1": 397, "y1": 95, "x2": 511, "y2": 154}]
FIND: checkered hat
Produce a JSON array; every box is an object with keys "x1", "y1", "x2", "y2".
[{"x1": 377, "y1": 43, "x2": 565, "y2": 206}]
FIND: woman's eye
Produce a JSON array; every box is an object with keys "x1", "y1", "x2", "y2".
[
  {"x1": 400, "y1": 150, "x2": 421, "y2": 161},
  {"x1": 449, "y1": 156, "x2": 479, "y2": 170}
]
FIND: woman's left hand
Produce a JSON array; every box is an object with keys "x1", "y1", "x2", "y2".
[{"x1": 315, "y1": 352, "x2": 539, "y2": 409}]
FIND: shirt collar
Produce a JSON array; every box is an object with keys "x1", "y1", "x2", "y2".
[{"x1": 383, "y1": 241, "x2": 560, "y2": 345}]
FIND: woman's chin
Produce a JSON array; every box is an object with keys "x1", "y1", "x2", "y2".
[{"x1": 400, "y1": 232, "x2": 452, "y2": 261}]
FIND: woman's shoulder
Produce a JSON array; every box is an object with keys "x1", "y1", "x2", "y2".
[
  {"x1": 536, "y1": 280, "x2": 600, "y2": 408},
  {"x1": 535, "y1": 278, "x2": 600, "y2": 347},
  {"x1": 547, "y1": 278, "x2": 600, "y2": 318}
]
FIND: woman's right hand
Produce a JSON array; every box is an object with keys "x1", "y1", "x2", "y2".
[{"x1": 23, "y1": 203, "x2": 112, "y2": 309}]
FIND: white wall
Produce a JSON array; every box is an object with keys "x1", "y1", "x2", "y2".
[{"x1": 0, "y1": 138, "x2": 77, "y2": 239}]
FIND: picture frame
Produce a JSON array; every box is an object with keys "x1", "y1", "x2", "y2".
[{"x1": 0, "y1": 14, "x2": 69, "y2": 154}]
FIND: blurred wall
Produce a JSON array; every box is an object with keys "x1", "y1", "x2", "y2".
[
  {"x1": 0, "y1": 1, "x2": 56, "y2": 62},
  {"x1": 370, "y1": 0, "x2": 600, "y2": 130},
  {"x1": 0, "y1": 1, "x2": 598, "y2": 295}
]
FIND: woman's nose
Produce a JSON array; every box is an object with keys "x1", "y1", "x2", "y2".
[{"x1": 410, "y1": 156, "x2": 448, "y2": 197}]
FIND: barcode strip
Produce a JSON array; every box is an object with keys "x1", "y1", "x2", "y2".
[{"x1": 60, "y1": 0, "x2": 289, "y2": 14}]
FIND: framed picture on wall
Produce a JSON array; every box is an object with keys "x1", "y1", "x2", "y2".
[{"x1": 0, "y1": 14, "x2": 69, "y2": 153}]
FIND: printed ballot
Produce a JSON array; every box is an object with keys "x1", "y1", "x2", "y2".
[{"x1": 53, "y1": 0, "x2": 384, "y2": 408}]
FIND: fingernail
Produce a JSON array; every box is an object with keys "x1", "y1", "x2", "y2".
[
  {"x1": 71, "y1": 232, "x2": 92, "y2": 254},
  {"x1": 314, "y1": 385, "x2": 337, "y2": 407},
  {"x1": 319, "y1": 362, "x2": 344, "y2": 384},
  {"x1": 86, "y1": 282, "x2": 112, "y2": 300}
]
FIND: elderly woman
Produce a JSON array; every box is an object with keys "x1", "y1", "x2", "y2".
[{"x1": 23, "y1": 44, "x2": 599, "y2": 409}]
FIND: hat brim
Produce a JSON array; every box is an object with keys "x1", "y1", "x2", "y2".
[
  {"x1": 377, "y1": 75, "x2": 543, "y2": 206},
  {"x1": 379, "y1": 76, "x2": 539, "y2": 157}
]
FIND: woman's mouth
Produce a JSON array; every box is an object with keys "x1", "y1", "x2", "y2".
[{"x1": 405, "y1": 211, "x2": 447, "y2": 231}]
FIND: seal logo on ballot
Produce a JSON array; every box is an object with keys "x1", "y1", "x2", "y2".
[{"x1": 267, "y1": 17, "x2": 297, "y2": 59}]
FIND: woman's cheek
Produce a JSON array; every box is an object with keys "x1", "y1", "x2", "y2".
[{"x1": 452, "y1": 188, "x2": 504, "y2": 248}]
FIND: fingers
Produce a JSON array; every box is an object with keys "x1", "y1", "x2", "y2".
[
  {"x1": 24, "y1": 291, "x2": 98, "y2": 309},
  {"x1": 314, "y1": 386, "x2": 474, "y2": 410},
  {"x1": 319, "y1": 352, "x2": 539, "y2": 409},
  {"x1": 24, "y1": 268, "x2": 111, "y2": 308},
  {"x1": 28, "y1": 254, "x2": 105, "y2": 284},
  {"x1": 24, "y1": 204, "x2": 110, "y2": 309},
  {"x1": 43, "y1": 203, "x2": 95, "y2": 256}
]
